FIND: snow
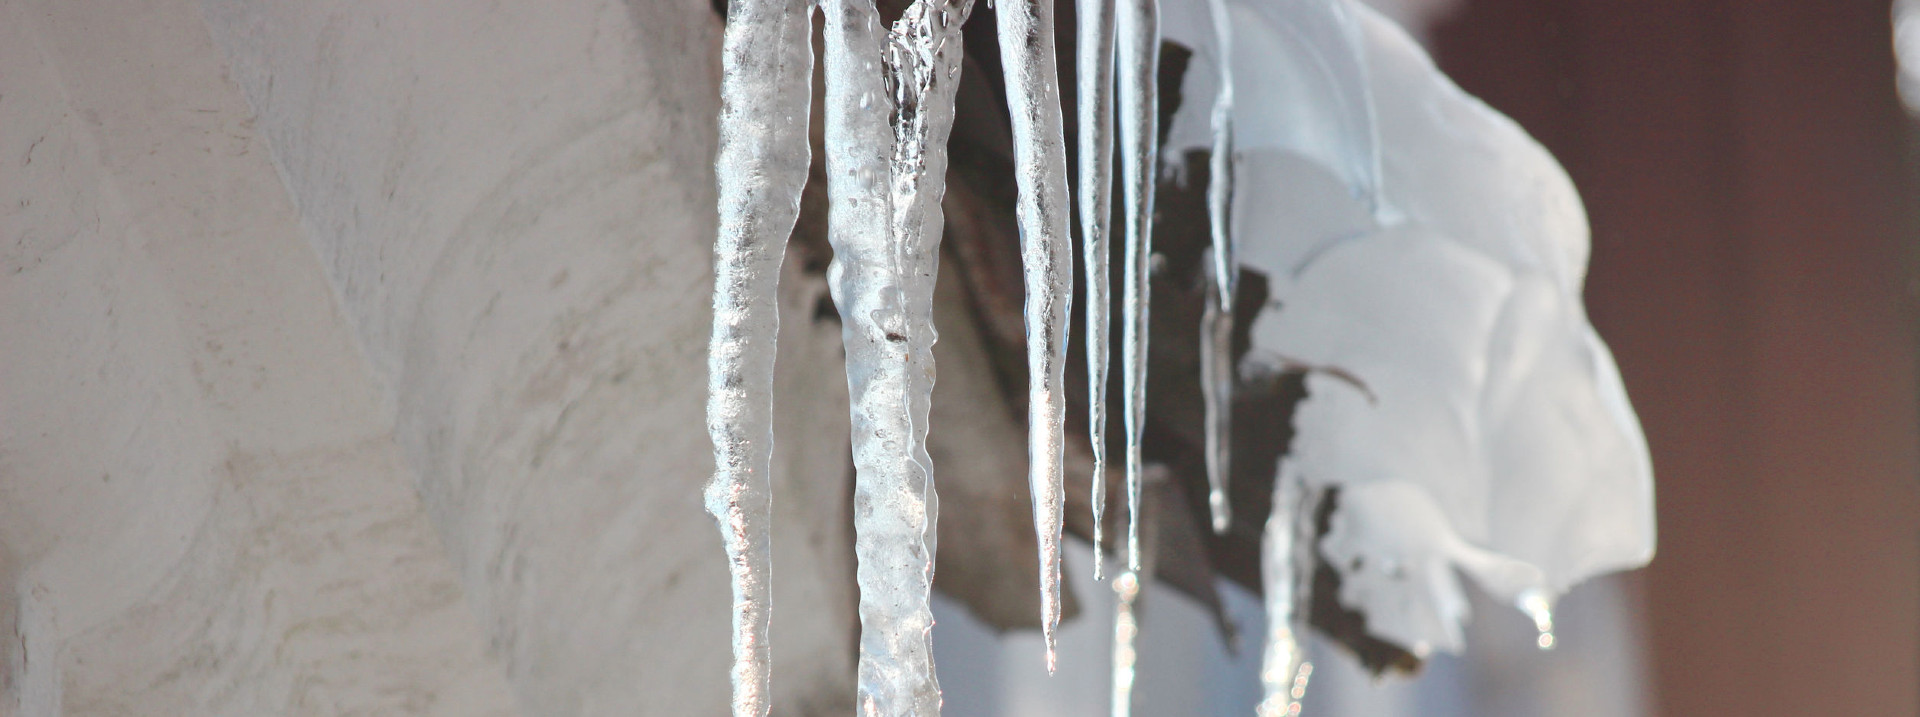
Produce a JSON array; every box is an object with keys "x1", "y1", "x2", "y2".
[{"x1": 1165, "y1": 0, "x2": 1654, "y2": 660}]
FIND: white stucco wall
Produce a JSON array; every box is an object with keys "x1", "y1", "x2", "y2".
[{"x1": 0, "y1": 0, "x2": 857, "y2": 713}]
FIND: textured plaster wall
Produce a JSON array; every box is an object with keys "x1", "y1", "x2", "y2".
[{"x1": 0, "y1": 0, "x2": 857, "y2": 713}]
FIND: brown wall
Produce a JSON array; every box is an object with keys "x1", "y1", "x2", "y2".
[{"x1": 1431, "y1": 1, "x2": 1920, "y2": 714}]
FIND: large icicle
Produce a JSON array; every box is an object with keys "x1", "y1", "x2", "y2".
[
  {"x1": 994, "y1": 0, "x2": 1077, "y2": 671},
  {"x1": 1116, "y1": 0, "x2": 1159, "y2": 572},
  {"x1": 704, "y1": 0, "x2": 816, "y2": 714},
  {"x1": 821, "y1": 0, "x2": 974, "y2": 710},
  {"x1": 883, "y1": 0, "x2": 976, "y2": 575},
  {"x1": 1199, "y1": 0, "x2": 1237, "y2": 535},
  {"x1": 1256, "y1": 471, "x2": 1312, "y2": 717},
  {"x1": 1076, "y1": 0, "x2": 1118, "y2": 580}
]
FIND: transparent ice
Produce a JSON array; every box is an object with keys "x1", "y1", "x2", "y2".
[
  {"x1": 704, "y1": 0, "x2": 815, "y2": 713},
  {"x1": 1117, "y1": 0, "x2": 1160, "y2": 574},
  {"x1": 1254, "y1": 465, "x2": 1312, "y2": 716},
  {"x1": 708, "y1": 0, "x2": 1656, "y2": 710},
  {"x1": 994, "y1": 0, "x2": 1077, "y2": 671},
  {"x1": 820, "y1": 0, "x2": 978, "y2": 711},
  {"x1": 1076, "y1": 0, "x2": 1117, "y2": 580},
  {"x1": 1199, "y1": 0, "x2": 1236, "y2": 535}
]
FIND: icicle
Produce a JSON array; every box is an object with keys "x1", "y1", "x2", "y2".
[
  {"x1": 1199, "y1": 0, "x2": 1236, "y2": 535},
  {"x1": 1517, "y1": 588, "x2": 1557, "y2": 651},
  {"x1": 821, "y1": 0, "x2": 976, "y2": 711},
  {"x1": 1200, "y1": 284, "x2": 1233, "y2": 534},
  {"x1": 1116, "y1": 0, "x2": 1159, "y2": 573},
  {"x1": 1200, "y1": 0, "x2": 1235, "y2": 292},
  {"x1": 1077, "y1": 0, "x2": 1118, "y2": 581},
  {"x1": 1256, "y1": 472, "x2": 1311, "y2": 717},
  {"x1": 994, "y1": 0, "x2": 1077, "y2": 672},
  {"x1": 1109, "y1": 570, "x2": 1142, "y2": 717},
  {"x1": 704, "y1": 0, "x2": 815, "y2": 714}
]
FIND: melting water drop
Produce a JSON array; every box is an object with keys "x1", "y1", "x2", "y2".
[
  {"x1": 1518, "y1": 589, "x2": 1557, "y2": 651},
  {"x1": 1110, "y1": 570, "x2": 1143, "y2": 717},
  {"x1": 1290, "y1": 661, "x2": 1313, "y2": 702}
]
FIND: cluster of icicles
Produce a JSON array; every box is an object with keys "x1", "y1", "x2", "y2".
[
  {"x1": 705, "y1": 0, "x2": 1303, "y2": 711},
  {"x1": 703, "y1": 0, "x2": 1650, "y2": 714}
]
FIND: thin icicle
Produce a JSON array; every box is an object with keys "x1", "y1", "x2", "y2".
[
  {"x1": 1257, "y1": 471, "x2": 1312, "y2": 717},
  {"x1": 1076, "y1": 0, "x2": 1118, "y2": 581},
  {"x1": 704, "y1": 0, "x2": 815, "y2": 714},
  {"x1": 1200, "y1": 287, "x2": 1233, "y2": 534},
  {"x1": 1199, "y1": 0, "x2": 1237, "y2": 535},
  {"x1": 822, "y1": 0, "x2": 972, "y2": 710},
  {"x1": 1201, "y1": 0, "x2": 1235, "y2": 297},
  {"x1": 1116, "y1": 0, "x2": 1159, "y2": 573},
  {"x1": 1109, "y1": 570, "x2": 1142, "y2": 717},
  {"x1": 993, "y1": 0, "x2": 1076, "y2": 672}
]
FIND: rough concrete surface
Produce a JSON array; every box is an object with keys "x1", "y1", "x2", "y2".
[{"x1": 0, "y1": 0, "x2": 857, "y2": 713}]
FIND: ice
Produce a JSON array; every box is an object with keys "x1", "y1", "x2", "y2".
[
  {"x1": 1075, "y1": 0, "x2": 1117, "y2": 580},
  {"x1": 712, "y1": 0, "x2": 1655, "y2": 702},
  {"x1": 1116, "y1": 0, "x2": 1159, "y2": 573},
  {"x1": 1199, "y1": 0, "x2": 1236, "y2": 535},
  {"x1": 703, "y1": 0, "x2": 816, "y2": 713},
  {"x1": 1199, "y1": 286, "x2": 1234, "y2": 534},
  {"x1": 1162, "y1": 0, "x2": 1379, "y2": 218},
  {"x1": 993, "y1": 0, "x2": 1077, "y2": 670},
  {"x1": 1255, "y1": 466, "x2": 1311, "y2": 716},
  {"x1": 820, "y1": 0, "x2": 976, "y2": 711},
  {"x1": 1166, "y1": 0, "x2": 1653, "y2": 658}
]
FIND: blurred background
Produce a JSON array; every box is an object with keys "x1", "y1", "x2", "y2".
[
  {"x1": 1438, "y1": 0, "x2": 1919, "y2": 714},
  {"x1": 937, "y1": 1, "x2": 1920, "y2": 714}
]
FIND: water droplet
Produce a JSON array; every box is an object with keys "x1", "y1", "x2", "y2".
[{"x1": 1517, "y1": 589, "x2": 1556, "y2": 651}]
